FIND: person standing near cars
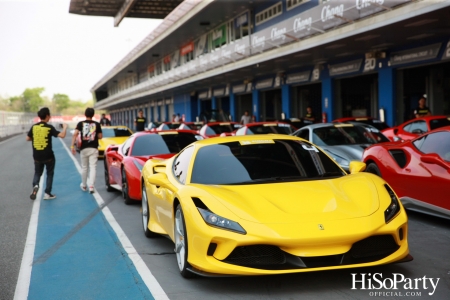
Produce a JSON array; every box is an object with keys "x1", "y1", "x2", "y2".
[
  {"x1": 70, "y1": 107, "x2": 102, "y2": 193},
  {"x1": 27, "y1": 107, "x2": 68, "y2": 200},
  {"x1": 304, "y1": 106, "x2": 316, "y2": 123},
  {"x1": 414, "y1": 96, "x2": 432, "y2": 118},
  {"x1": 240, "y1": 110, "x2": 251, "y2": 125},
  {"x1": 134, "y1": 109, "x2": 146, "y2": 132},
  {"x1": 100, "y1": 113, "x2": 111, "y2": 126}
]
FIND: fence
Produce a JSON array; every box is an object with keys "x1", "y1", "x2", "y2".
[{"x1": 0, "y1": 111, "x2": 35, "y2": 138}]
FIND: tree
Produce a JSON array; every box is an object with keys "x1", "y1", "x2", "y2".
[
  {"x1": 53, "y1": 93, "x2": 70, "y2": 113},
  {"x1": 22, "y1": 87, "x2": 45, "y2": 112}
]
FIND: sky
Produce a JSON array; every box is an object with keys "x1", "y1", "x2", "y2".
[{"x1": 0, "y1": 0, "x2": 162, "y2": 102}]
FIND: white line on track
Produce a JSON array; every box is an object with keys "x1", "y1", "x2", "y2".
[
  {"x1": 14, "y1": 174, "x2": 44, "y2": 300},
  {"x1": 60, "y1": 140, "x2": 170, "y2": 300}
]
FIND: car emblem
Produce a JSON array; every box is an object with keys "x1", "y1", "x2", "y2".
[{"x1": 318, "y1": 224, "x2": 324, "y2": 230}]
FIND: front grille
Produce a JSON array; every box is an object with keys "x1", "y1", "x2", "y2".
[
  {"x1": 220, "y1": 235, "x2": 400, "y2": 270},
  {"x1": 222, "y1": 245, "x2": 286, "y2": 266},
  {"x1": 350, "y1": 235, "x2": 399, "y2": 259}
]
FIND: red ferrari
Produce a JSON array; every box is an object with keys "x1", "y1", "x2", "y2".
[
  {"x1": 363, "y1": 126, "x2": 450, "y2": 219},
  {"x1": 333, "y1": 117, "x2": 389, "y2": 131},
  {"x1": 104, "y1": 130, "x2": 203, "y2": 204},
  {"x1": 234, "y1": 122, "x2": 296, "y2": 135},
  {"x1": 198, "y1": 122, "x2": 242, "y2": 137},
  {"x1": 381, "y1": 115, "x2": 450, "y2": 141}
]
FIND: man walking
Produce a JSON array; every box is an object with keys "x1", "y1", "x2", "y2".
[
  {"x1": 134, "y1": 109, "x2": 147, "y2": 132},
  {"x1": 27, "y1": 107, "x2": 68, "y2": 200},
  {"x1": 70, "y1": 107, "x2": 103, "y2": 193}
]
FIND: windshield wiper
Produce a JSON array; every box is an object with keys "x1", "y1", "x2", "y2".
[
  {"x1": 230, "y1": 176, "x2": 306, "y2": 185},
  {"x1": 317, "y1": 172, "x2": 344, "y2": 178}
]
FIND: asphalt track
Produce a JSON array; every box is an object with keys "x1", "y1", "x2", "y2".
[{"x1": 1, "y1": 133, "x2": 450, "y2": 300}]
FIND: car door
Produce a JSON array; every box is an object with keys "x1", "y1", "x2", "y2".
[
  {"x1": 400, "y1": 131, "x2": 450, "y2": 208},
  {"x1": 110, "y1": 138, "x2": 133, "y2": 185},
  {"x1": 157, "y1": 146, "x2": 195, "y2": 236}
]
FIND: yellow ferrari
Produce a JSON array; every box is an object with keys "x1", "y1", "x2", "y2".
[
  {"x1": 76, "y1": 125, "x2": 133, "y2": 157},
  {"x1": 140, "y1": 135, "x2": 412, "y2": 278}
]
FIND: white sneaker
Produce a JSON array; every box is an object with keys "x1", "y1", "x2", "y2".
[
  {"x1": 89, "y1": 186, "x2": 94, "y2": 194},
  {"x1": 80, "y1": 183, "x2": 87, "y2": 192},
  {"x1": 44, "y1": 193, "x2": 56, "y2": 200}
]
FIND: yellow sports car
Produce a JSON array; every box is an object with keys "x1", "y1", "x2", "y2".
[
  {"x1": 140, "y1": 135, "x2": 412, "y2": 278},
  {"x1": 76, "y1": 125, "x2": 133, "y2": 157}
]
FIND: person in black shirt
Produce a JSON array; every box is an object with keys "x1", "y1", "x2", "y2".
[
  {"x1": 304, "y1": 106, "x2": 316, "y2": 123},
  {"x1": 70, "y1": 107, "x2": 103, "y2": 193},
  {"x1": 100, "y1": 113, "x2": 111, "y2": 126},
  {"x1": 134, "y1": 109, "x2": 146, "y2": 132},
  {"x1": 27, "y1": 107, "x2": 67, "y2": 200},
  {"x1": 414, "y1": 97, "x2": 432, "y2": 118}
]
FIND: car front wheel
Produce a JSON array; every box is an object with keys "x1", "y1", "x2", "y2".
[
  {"x1": 142, "y1": 182, "x2": 157, "y2": 238},
  {"x1": 174, "y1": 204, "x2": 195, "y2": 278},
  {"x1": 122, "y1": 168, "x2": 133, "y2": 205}
]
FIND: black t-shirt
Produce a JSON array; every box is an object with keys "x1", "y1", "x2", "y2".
[
  {"x1": 100, "y1": 117, "x2": 111, "y2": 126},
  {"x1": 27, "y1": 122, "x2": 60, "y2": 161},
  {"x1": 135, "y1": 117, "x2": 146, "y2": 131},
  {"x1": 414, "y1": 106, "x2": 430, "y2": 117},
  {"x1": 76, "y1": 120, "x2": 102, "y2": 150}
]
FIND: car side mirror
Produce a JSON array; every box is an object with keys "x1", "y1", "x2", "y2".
[
  {"x1": 349, "y1": 161, "x2": 366, "y2": 174},
  {"x1": 420, "y1": 154, "x2": 450, "y2": 171},
  {"x1": 147, "y1": 173, "x2": 172, "y2": 189}
]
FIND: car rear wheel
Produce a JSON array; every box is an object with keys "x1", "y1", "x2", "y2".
[
  {"x1": 122, "y1": 168, "x2": 133, "y2": 205},
  {"x1": 366, "y1": 163, "x2": 382, "y2": 177},
  {"x1": 142, "y1": 183, "x2": 157, "y2": 238},
  {"x1": 104, "y1": 161, "x2": 113, "y2": 192},
  {"x1": 174, "y1": 204, "x2": 195, "y2": 278}
]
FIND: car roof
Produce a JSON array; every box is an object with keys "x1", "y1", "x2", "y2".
[
  {"x1": 245, "y1": 122, "x2": 290, "y2": 127},
  {"x1": 295, "y1": 122, "x2": 366, "y2": 130},
  {"x1": 192, "y1": 134, "x2": 305, "y2": 146}
]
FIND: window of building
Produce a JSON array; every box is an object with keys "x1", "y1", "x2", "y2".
[
  {"x1": 286, "y1": 0, "x2": 309, "y2": 11},
  {"x1": 255, "y1": 2, "x2": 282, "y2": 26},
  {"x1": 210, "y1": 23, "x2": 227, "y2": 50},
  {"x1": 231, "y1": 12, "x2": 251, "y2": 42}
]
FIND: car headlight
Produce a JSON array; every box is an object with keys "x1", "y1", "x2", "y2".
[
  {"x1": 197, "y1": 207, "x2": 246, "y2": 234},
  {"x1": 133, "y1": 159, "x2": 144, "y2": 172},
  {"x1": 384, "y1": 184, "x2": 401, "y2": 223}
]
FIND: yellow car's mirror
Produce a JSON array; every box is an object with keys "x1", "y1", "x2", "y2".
[{"x1": 349, "y1": 161, "x2": 366, "y2": 174}]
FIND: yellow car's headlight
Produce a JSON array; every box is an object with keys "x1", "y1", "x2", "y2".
[
  {"x1": 197, "y1": 207, "x2": 246, "y2": 234},
  {"x1": 384, "y1": 184, "x2": 401, "y2": 223}
]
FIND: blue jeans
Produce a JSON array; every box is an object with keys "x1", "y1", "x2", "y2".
[{"x1": 33, "y1": 159, "x2": 55, "y2": 194}]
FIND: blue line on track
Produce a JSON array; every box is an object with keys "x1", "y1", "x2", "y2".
[{"x1": 28, "y1": 140, "x2": 154, "y2": 300}]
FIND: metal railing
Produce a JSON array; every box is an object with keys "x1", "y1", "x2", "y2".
[{"x1": 0, "y1": 111, "x2": 35, "y2": 138}]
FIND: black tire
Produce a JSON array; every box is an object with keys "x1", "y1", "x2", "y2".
[
  {"x1": 122, "y1": 168, "x2": 133, "y2": 205},
  {"x1": 174, "y1": 204, "x2": 195, "y2": 278},
  {"x1": 142, "y1": 182, "x2": 157, "y2": 238},
  {"x1": 104, "y1": 161, "x2": 114, "y2": 192},
  {"x1": 366, "y1": 163, "x2": 382, "y2": 177}
]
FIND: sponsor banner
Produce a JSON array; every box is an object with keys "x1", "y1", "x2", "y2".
[
  {"x1": 171, "y1": 51, "x2": 180, "y2": 69},
  {"x1": 163, "y1": 55, "x2": 171, "y2": 64},
  {"x1": 442, "y1": 40, "x2": 450, "y2": 60},
  {"x1": 286, "y1": 71, "x2": 311, "y2": 84},
  {"x1": 391, "y1": 43, "x2": 441, "y2": 66},
  {"x1": 180, "y1": 41, "x2": 194, "y2": 56},
  {"x1": 147, "y1": 64, "x2": 155, "y2": 73},
  {"x1": 255, "y1": 78, "x2": 274, "y2": 90},
  {"x1": 213, "y1": 88, "x2": 225, "y2": 97},
  {"x1": 196, "y1": 34, "x2": 207, "y2": 58},
  {"x1": 329, "y1": 59, "x2": 362, "y2": 76},
  {"x1": 232, "y1": 84, "x2": 247, "y2": 94},
  {"x1": 212, "y1": 24, "x2": 227, "y2": 48}
]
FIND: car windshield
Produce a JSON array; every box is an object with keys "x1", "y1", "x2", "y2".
[
  {"x1": 102, "y1": 128, "x2": 132, "y2": 138},
  {"x1": 247, "y1": 124, "x2": 294, "y2": 135},
  {"x1": 161, "y1": 123, "x2": 181, "y2": 130},
  {"x1": 312, "y1": 125, "x2": 388, "y2": 146},
  {"x1": 207, "y1": 124, "x2": 241, "y2": 134},
  {"x1": 190, "y1": 140, "x2": 345, "y2": 185},
  {"x1": 429, "y1": 118, "x2": 450, "y2": 130},
  {"x1": 131, "y1": 133, "x2": 201, "y2": 156}
]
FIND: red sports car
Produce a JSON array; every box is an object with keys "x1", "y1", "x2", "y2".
[
  {"x1": 333, "y1": 117, "x2": 389, "y2": 131},
  {"x1": 381, "y1": 115, "x2": 450, "y2": 141},
  {"x1": 363, "y1": 126, "x2": 450, "y2": 219},
  {"x1": 178, "y1": 121, "x2": 204, "y2": 131},
  {"x1": 198, "y1": 122, "x2": 242, "y2": 137},
  {"x1": 234, "y1": 122, "x2": 296, "y2": 135},
  {"x1": 104, "y1": 130, "x2": 203, "y2": 204}
]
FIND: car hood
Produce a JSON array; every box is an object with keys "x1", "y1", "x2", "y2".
[
  {"x1": 99, "y1": 137, "x2": 129, "y2": 149},
  {"x1": 321, "y1": 144, "x2": 371, "y2": 161},
  {"x1": 196, "y1": 175, "x2": 379, "y2": 224}
]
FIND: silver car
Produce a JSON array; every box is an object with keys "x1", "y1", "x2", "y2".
[{"x1": 291, "y1": 123, "x2": 390, "y2": 171}]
